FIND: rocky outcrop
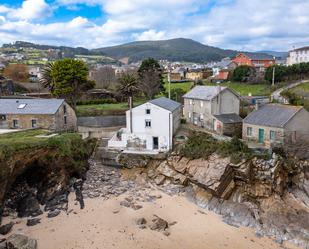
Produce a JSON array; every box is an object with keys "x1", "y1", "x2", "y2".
[
  {"x1": 0, "y1": 137, "x2": 96, "y2": 224},
  {"x1": 143, "y1": 152, "x2": 309, "y2": 248},
  {"x1": 146, "y1": 154, "x2": 235, "y2": 198}
]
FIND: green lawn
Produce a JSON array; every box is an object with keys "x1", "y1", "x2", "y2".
[
  {"x1": 164, "y1": 80, "x2": 272, "y2": 96},
  {"x1": 289, "y1": 82, "x2": 309, "y2": 95},
  {"x1": 76, "y1": 100, "x2": 145, "y2": 117}
]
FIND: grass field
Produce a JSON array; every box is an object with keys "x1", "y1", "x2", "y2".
[
  {"x1": 289, "y1": 82, "x2": 309, "y2": 95},
  {"x1": 164, "y1": 80, "x2": 272, "y2": 96},
  {"x1": 0, "y1": 129, "x2": 83, "y2": 161},
  {"x1": 76, "y1": 100, "x2": 145, "y2": 117}
]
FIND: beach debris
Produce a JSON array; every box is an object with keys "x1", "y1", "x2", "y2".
[
  {"x1": 0, "y1": 222, "x2": 14, "y2": 235},
  {"x1": 6, "y1": 234, "x2": 37, "y2": 249},
  {"x1": 47, "y1": 209, "x2": 61, "y2": 218},
  {"x1": 26, "y1": 218, "x2": 41, "y2": 227}
]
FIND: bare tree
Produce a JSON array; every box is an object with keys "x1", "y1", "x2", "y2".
[{"x1": 89, "y1": 66, "x2": 116, "y2": 89}]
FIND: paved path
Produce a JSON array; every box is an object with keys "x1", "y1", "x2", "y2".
[{"x1": 271, "y1": 80, "x2": 308, "y2": 103}]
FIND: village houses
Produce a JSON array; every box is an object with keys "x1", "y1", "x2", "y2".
[
  {"x1": 0, "y1": 98, "x2": 77, "y2": 131},
  {"x1": 243, "y1": 104, "x2": 309, "y2": 148},
  {"x1": 233, "y1": 52, "x2": 275, "y2": 71},
  {"x1": 108, "y1": 97, "x2": 182, "y2": 152},
  {"x1": 183, "y1": 86, "x2": 242, "y2": 137}
]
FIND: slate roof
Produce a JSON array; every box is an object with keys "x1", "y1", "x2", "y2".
[
  {"x1": 149, "y1": 97, "x2": 181, "y2": 112},
  {"x1": 292, "y1": 46, "x2": 309, "y2": 52},
  {"x1": 183, "y1": 86, "x2": 228, "y2": 101},
  {"x1": 241, "y1": 52, "x2": 274, "y2": 60},
  {"x1": 214, "y1": 113, "x2": 243, "y2": 124},
  {"x1": 243, "y1": 104, "x2": 303, "y2": 128},
  {"x1": 0, "y1": 98, "x2": 65, "y2": 115}
]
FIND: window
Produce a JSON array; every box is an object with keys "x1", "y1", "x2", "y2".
[
  {"x1": 64, "y1": 116, "x2": 67, "y2": 125},
  {"x1": 200, "y1": 114, "x2": 204, "y2": 121},
  {"x1": 0, "y1": 115, "x2": 6, "y2": 121},
  {"x1": 13, "y1": 119, "x2": 18, "y2": 128},
  {"x1": 200, "y1": 101, "x2": 203, "y2": 107},
  {"x1": 31, "y1": 119, "x2": 37, "y2": 128},
  {"x1": 145, "y1": 109, "x2": 151, "y2": 114},
  {"x1": 270, "y1": 130, "x2": 276, "y2": 141},
  {"x1": 247, "y1": 127, "x2": 253, "y2": 136},
  {"x1": 189, "y1": 99, "x2": 192, "y2": 105},
  {"x1": 63, "y1": 105, "x2": 67, "y2": 114},
  {"x1": 145, "y1": 120, "x2": 151, "y2": 128},
  {"x1": 188, "y1": 112, "x2": 191, "y2": 118}
]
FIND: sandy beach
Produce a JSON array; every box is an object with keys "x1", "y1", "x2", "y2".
[{"x1": 1, "y1": 189, "x2": 299, "y2": 249}]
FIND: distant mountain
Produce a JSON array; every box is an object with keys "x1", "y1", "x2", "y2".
[
  {"x1": 257, "y1": 50, "x2": 288, "y2": 59},
  {"x1": 93, "y1": 38, "x2": 238, "y2": 63}
]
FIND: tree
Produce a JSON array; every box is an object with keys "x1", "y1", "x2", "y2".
[
  {"x1": 40, "y1": 62, "x2": 54, "y2": 91},
  {"x1": 264, "y1": 65, "x2": 286, "y2": 83},
  {"x1": 3, "y1": 64, "x2": 29, "y2": 82},
  {"x1": 41, "y1": 58, "x2": 95, "y2": 110},
  {"x1": 138, "y1": 58, "x2": 164, "y2": 99},
  {"x1": 232, "y1": 65, "x2": 253, "y2": 82},
  {"x1": 117, "y1": 73, "x2": 139, "y2": 107}
]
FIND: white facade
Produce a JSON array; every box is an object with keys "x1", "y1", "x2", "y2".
[
  {"x1": 287, "y1": 47, "x2": 309, "y2": 65},
  {"x1": 108, "y1": 99, "x2": 181, "y2": 153}
]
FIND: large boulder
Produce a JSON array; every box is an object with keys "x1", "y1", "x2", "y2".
[{"x1": 6, "y1": 234, "x2": 37, "y2": 249}]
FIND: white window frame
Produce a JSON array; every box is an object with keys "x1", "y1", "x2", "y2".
[
  {"x1": 247, "y1": 127, "x2": 253, "y2": 136},
  {"x1": 31, "y1": 119, "x2": 37, "y2": 128},
  {"x1": 13, "y1": 119, "x2": 19, "y2": 128}
]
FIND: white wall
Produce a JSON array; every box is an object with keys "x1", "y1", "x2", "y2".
[
  {"x1": 126, "y1": 103, "x2": 173, "y2": 151},
  {"x1": 287, "y1": 49, "x2": 309, "y2": 65}
]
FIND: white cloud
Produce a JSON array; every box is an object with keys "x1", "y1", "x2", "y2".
[
  {"x1": 9, "y1": 0, "x2": 52, "y2": 20},
  {"x1": 133, "y1": 29, "x2": 166, "y2": 41},
  {"x1": 0, "y1": 0, "x2": 309, "y2": 51}
]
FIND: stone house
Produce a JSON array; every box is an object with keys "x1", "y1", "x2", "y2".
[
  {"x1": 183, "y1": 86, "x2": 242, "y2": 137},
  {"x1": 108, "y1": 97, "x2": 182, "y2": 152},
  {"x1": 0, "y1": 98, "x2": 77, "y2": 131},
  {"x1": 243, "y1": 104, "x2": 309, "y2": 148}
]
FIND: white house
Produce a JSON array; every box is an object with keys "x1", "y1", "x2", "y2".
[
  {"x1": 108, "y1": 97, "x2": 182, "y2": 153},
  {"x1": 287, "y1": 46, "x2": 309, "y2": 65}
]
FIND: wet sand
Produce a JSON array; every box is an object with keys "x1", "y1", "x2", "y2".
[{"x1": 1, "y1": 190, "x2": 299, "y2": 249}]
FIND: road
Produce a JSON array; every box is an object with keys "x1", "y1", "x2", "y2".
[{"x1": 271, "y1": 80, "x2": 308, "y2": 103}]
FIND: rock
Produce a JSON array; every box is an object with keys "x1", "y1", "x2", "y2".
[
  {"x1": 131, "y1": 204, "x2": 143, "y2": 210},
  {"x1": 136, "y1": 218, "x2": 147, "y2": 226},
  {"x1": 163, "y1": 230, "x2": 170, "y2": 236},
  {"x1": 6, "y1": 234, "x2": 37, "y2": 249},
  {"x1": 0, "y1": 222, "x2": 14, "y2": 235},
  {"x1": 149, "y1": 215, "x2": 168, "y2": 232},
  {"x1": 0, "y1": 241, "x2": 6, "y2": 249},
  {"x1": 47, "y1": 209, "x2": 60, "y2": 218},
  {"x1": 120, "y1": 201, "x2": 131, "y2": 208},
  {"x1": 26, "y1": 218, "x2": 41, "y2": 227},
  {"x1": 17, "y1": 195, "x2": 42, "y2": 218},
  {"x1": 154, "y1": 175, "x2": 166, "y2": 185}
]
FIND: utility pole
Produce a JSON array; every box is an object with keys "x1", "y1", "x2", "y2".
[
  {"x1": 168, "y1": 71, "x2": 171, "y2": 99},
  {"x1": 272, "y1": 57, "x2": 276, "y2": 87}
]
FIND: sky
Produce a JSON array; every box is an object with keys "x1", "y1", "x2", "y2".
[{"x1": 0, "y1": 0, "x2": 308, "y2": 51}]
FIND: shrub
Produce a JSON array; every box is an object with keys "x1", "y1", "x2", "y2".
[
  {"x1": 76, "y1": 98, "x2": 116, "y2": 105},
  {"x1": 179, "y1": 132, "x2": 252, "y2": 163}
]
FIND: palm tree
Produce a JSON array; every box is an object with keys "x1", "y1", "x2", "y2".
[
  {"x1": 39, "y1": 62, "x2": 55, "y2": 91},
  {"x1": 117, "y1": 73, "x2": 139, "y2": 107}
]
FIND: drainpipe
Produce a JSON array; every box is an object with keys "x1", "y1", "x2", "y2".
[{"x1": 169, "y1": 112, "x2": 172, "y2": 150}]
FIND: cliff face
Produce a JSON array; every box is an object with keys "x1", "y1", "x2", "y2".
[
  {"x1": 142, "y1": 153, "x2": 309, "y2": 247},
  {"x1": 0, "y1": 133, "x2": 96, "y2": 222}
]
